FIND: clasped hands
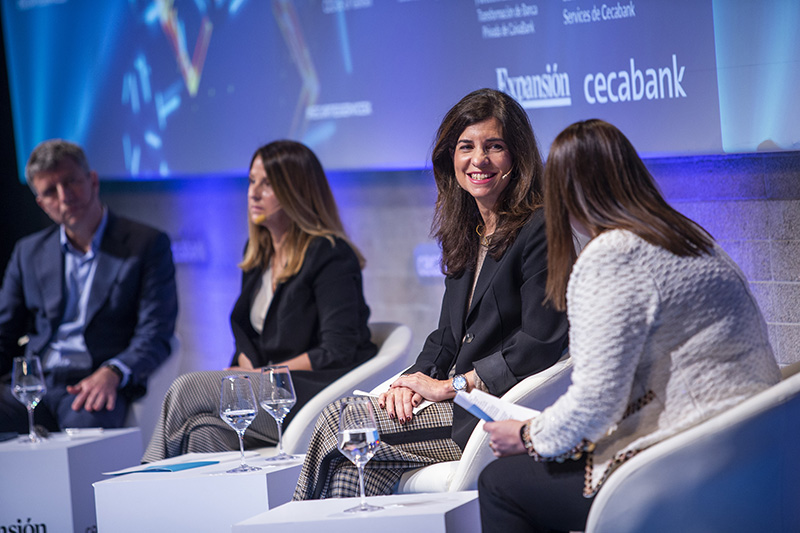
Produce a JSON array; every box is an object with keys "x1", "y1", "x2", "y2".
[
  {"x1": 377, "y1": 372, "x2": 529, "y2": 458},
  {"x1": 371, "y1": 371, "x2": 530, "y2": 458},
  {"x1": 377, "y1": 372, "x2": 456, "y2": 424}
]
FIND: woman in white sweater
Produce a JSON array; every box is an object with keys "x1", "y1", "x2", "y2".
[{"x1": 478, "y1": 119, "x2": 781, "y2": 533}]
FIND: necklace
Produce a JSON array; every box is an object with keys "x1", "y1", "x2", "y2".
[{"x1": 476, "y1": 224, "x2": 492, "y2": 247}]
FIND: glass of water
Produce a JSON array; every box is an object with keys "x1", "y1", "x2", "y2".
[
  {"x1": 11, "y1": 356, "x2": 46, "y2": 444},
  {"x1": 259, "y1": 365, "x2": 298, "y2": 462},
  {"x1": 219, "y1": 375, "x2": 261, "y2": 473},
  {"x1": 337, "y1": 397, "x2": 382, "y2": 512}
]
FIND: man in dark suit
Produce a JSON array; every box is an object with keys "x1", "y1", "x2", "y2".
[{"x1": 0, "y1": 139, "x2": 178, "y2": 433}]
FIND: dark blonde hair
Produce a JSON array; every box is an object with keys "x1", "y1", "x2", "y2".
[
  {"x1": 239, "y1": 140, "x2": 364, "y2": 283},
  {"x1": 431, "y1": 88, "x2": 544, "y2": 276},
  {"x1": 544, "y1": 119, "x2": 713, "y2": 310}
]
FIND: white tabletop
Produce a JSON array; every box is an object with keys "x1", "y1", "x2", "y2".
[
  {"x1": 94, "y1": 451, "x2": 304, "y2": 533},
  {"x1": 234, "y1": 491, "x2": 480, "y2": 533},
  {"x1": 0, "y1": 427, "x2": 139, "y2": 452},
  {"x1": 0, "y1": 427, "x2": 143, "y2": 532}
]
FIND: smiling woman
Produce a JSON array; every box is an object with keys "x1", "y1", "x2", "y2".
[
  {"x1": 452, "y1": 116, "x2": 513, "y2": 231},
  {"x1": 293, "y1": 88, "x2": 568, "y2": 501}
]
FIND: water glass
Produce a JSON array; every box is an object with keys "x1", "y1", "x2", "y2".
[
  {"x1": 337, "y1": 397, "x2": 382, "y2": 512},
  {"x1": 219, "y1": 375, "x2": 261, "y2": 473},
  {"x1": 259, "y1": 365, "x2": 298, "y2": 462},
  {"x1": 11, "y1": 356, "x2": 46, "y2": 444}
]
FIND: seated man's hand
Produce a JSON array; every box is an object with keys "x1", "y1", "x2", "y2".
[{"x1": 66, "y1": 367, "x2": 120, "y2": 412}]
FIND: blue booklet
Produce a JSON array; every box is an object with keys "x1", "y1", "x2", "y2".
[
  {"x1": 454, "y1": 389, "x2": 540, "y2": 422},
  {"x1": 455, "y1": 397, "x2": 494, "y2": 421},
  {"x1": 110, "y1": 461, "x2": 219, "y2": 475}
]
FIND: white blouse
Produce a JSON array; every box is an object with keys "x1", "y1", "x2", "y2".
[{"x1": 249, "y1": 266, "x2": 274, "y2": 334}]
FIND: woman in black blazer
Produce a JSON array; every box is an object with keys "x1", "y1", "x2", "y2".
[
  {"x1": 293, "y1": 89, "x2": 569, "y2": 500},
  {"x1": 142, "y1": 141, "x2": 376, "y2": 462}
]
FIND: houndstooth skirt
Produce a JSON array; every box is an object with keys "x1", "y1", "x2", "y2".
[
  {"x1": 141, "y1": 370, "x2": 279, "y2": 463},
  {"x1": 293, "y1": 396, "x2": 462, "y2": 500}
]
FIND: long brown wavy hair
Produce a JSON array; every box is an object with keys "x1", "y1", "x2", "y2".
[
  {"x1": 239, "y1": 140, "x2": 365, "y2": 284},
  {"x1": 431, "y1": 88, "x2": 544, "y2": 276},
  {"x1": 544, "y1": 119, "x2": 713, "y2": 310}
]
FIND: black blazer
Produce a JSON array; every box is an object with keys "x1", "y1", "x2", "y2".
[
  {"x1": 407, "y1": 209, "x2": 569, "y2": 448},
  {"x1": 0, "y1": 211, "x2": 178, "y2": 399},
  {"x1": 229, "y1": 236, "x2": 376, "y2": 416}
]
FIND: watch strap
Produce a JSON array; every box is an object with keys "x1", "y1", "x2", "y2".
[{"x1": 104, "y1": 363, "x2": 124, "y2": 380}]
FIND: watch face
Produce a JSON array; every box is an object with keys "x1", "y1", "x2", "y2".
[{"x1": 453, "y1": 374, "x2": 467, "y2": 392}]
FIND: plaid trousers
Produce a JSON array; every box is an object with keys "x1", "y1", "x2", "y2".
[
  {"x1": 142, "y1": 370, "x2": 279, "y2": 463},
  {"x1": 293, "y1": 396, "x2": 462, "y2": 500}
]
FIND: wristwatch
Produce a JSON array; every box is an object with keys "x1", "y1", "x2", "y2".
[
  {"x1": 103, "y1": 363, "x2": 124, "y2": 381},
  {"x1": 452, "y1": 374, "x2": 468, "y2": 393}
]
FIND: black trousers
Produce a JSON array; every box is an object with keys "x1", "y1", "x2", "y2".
[
  {"x1": 0, "y1": 368, "x2": 128, "y2": 433},
  {"x1": 478, "y1": 453, "x2": 594, "y2": 533}
]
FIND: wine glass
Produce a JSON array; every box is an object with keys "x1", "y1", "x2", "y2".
[
  {"x1": 219, "y1": 375, "x2": 261, "y2": 473},
  {"x1": 337, "y1": 397, "x2": 382, "y2": 512},
  {"x1": 11, "y1": 356, "x2": 47, "y2": 444},
  {"x1": 259, "y1": 365, "x2": 298, "y2": 462}
]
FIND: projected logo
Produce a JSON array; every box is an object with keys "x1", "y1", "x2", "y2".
[
  {"x1": 496, "y1": 65, "x2": 572, "y2": 109},
  {"x1": 583, "y1": 54, "x2": 687, "y2": 105}
]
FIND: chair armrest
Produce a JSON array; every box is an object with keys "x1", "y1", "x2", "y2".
[
  {"x1": 281, "y1": 323, "x2": 413, "y2": 455},
  {"x1": 586, "y1": 372, "x2": 800, "y2": 533},
  {"x1": 446, "y1": 354, "x2": 573, "y2": 492}
]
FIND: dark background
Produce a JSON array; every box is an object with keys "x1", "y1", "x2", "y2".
[{"x1": 0, "y1": 15, "x2": 50, "y2": 280}]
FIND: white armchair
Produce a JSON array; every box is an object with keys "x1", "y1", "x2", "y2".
[
  {"x1": 259, "y1": 321, "x2": 413, "y2": 457},
  {"x1": 584, "y1": 369, "x2": 800, "y2": 533},
  {"x1": 396, "y1": 353, "x2": 574, "y2": 493}
]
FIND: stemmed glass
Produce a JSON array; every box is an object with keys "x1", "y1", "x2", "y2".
[
  {"x1": 337, "y1": 397, "x2": 382, "y2": 513},
  {"x1": 11, "y1": 356, "x2": 46, "y2": 444},
  {"x1": 219, "y1": 375, "x2": 261, "y2": 473},
  {"x1": 259, "y1": 365, "x2": 298, "y2": 462}
]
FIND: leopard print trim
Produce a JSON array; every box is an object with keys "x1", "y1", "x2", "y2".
[
  {"x1": 521, "y1": 420, "x2": 595, "y2": 462},
  {"x1": 473, "y1": 372, "x2": 490, "y2": 393},
  {"x1": 621, "y1": 389, "x2": 655, "y2": 420},
  {"x1": 520, "y1": 390, "x2": 657, "y2": 497},
  {"x1": 583, "y1": 389, "x2": 656, "y2": 497}
]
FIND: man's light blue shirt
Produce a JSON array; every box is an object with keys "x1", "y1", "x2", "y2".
[{"x1": 42, "y1": 209, "x2": 131, "y2": 386}]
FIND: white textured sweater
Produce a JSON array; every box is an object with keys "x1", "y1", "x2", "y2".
[{"x1": 529, "y1": 229, "x2": 781, "y2": 494}]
